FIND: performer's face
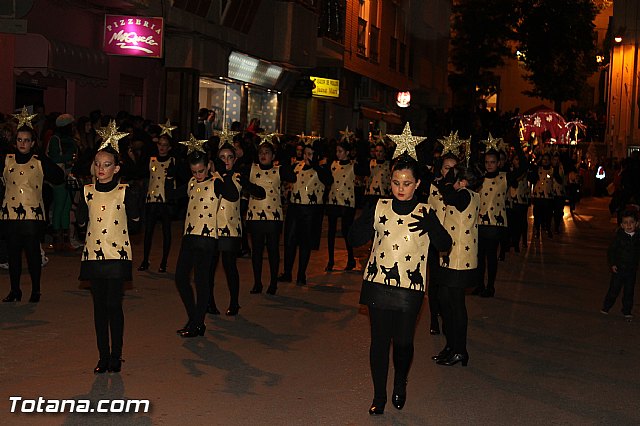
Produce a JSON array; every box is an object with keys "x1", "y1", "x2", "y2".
[
  {"x1": 94, "y1": 151, "x2": 120, "y2": 184},
  {"x1": 485, "y1": 154, "x2": 498, "y2": 173},
  {"x1": 16, "y1": 131, "x2": 35, "y2": 155},
  {"x1": 190, "y1": 161, "x2": 210, "y2": 182},
  {"x1": 258, "y1": 146, "x2": 274, "y2": 166},
  {"x1": 218, "y1": 148, "x2": 236, "y2": 171},
  {"x1": 374, "y1": 145, "x2": 386, "y2": 161},
  {"x1": 440, "y1": 158, "x2": 457, "y2": 178},
  {"x1": 391, "y1": 168, "x2": 420, "y2": 201},
  {"x1": 157, "y1": 137, "x2": 171, "y2": 156},
  {"x1": 336, "y1": 146, "x2": 349, "y2": 161}
]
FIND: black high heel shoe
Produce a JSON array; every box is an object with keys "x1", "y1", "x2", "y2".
[
  {"x1": 392, "y1": 393, "x2": 406, "y2": 410},
  {"x1": 108, "y1": 356, "x2": 123, "y2": 373},
  {"x1": 278, "y1": 273, "x2": 292, "y2": 283},
  {"x1": 94, "y1": 358, "x2": 109, "y2": 374},
  {"x1": 3, "y1": 290, "x2": 22, "y2": 302},
  {"x1": 250, "y1": 284, "x2": 263, "y2": 294},
  {"x1": 344, "y1": 259, "x2": 356, "y2": 271},
  {"x1": 176, "y1": 322, "x2": 191, "y2": 334},
  {"x1": 324, "y1": 262, "x2": 334, "y2": 272},
  {"x1": 226, "y1": 305, "x2": 240, "y2": 316},
  {"x1": 180, "y1": 324, "x2": 206, "y2": 338},
  {"x1": 436, "y1": 353, "x2": 469, "y2": 367},
  {"x1": 431, "y1": 347, "x2": 452, "y2": 361},
  {"x1": 137, "y1": 261, "x2": 149, "y2": 271},
  {"x1": 368, "y1": 403, "x2": 385, "y2": 415},
  {"x1": 158, "y1": 263, "x2": 167, "y2": 273},
  {"x1": 29, "y1": 292, "x2": 41, "y2": 303}
]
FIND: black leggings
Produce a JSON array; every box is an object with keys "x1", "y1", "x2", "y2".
[
  {"x1": 248, "y1": 221, "x2": 281, "y2": 287},
  {"x1": 175, "y1": 237, "x2": 216, "y2": 327},
  {"x1": 7, "y1": 231, "x2": 41, "y2": 294},
  {"x1": 478, "y1": 226, "x2": 502, "y2": 291},
  {"x1": 532, "y1": 198, "x2": 552, "y2": 233},
  {"x1": 438, "y1": 286, "x2": 468, "y2": 354},
  {"x1": 326, "y1": 206, "x2": 355, "y2": 265},
  {"x1": 368, "y1": 306, "x2": 420, "y2": 405},
  {"x1": 210, "y1": 251, "x2": 240, "y2": 310},
  {"x1": 509, "y1": 203, "x2": 529, "y2": 247},
  {"x1": 90, "y1": 279, "x2": 124, "y2": 359},
  {"x1": 142, "y1": 203, "x2": 172, "y2": 266},
  {"x1": 282, "y1": 204, "x2": 317, "y2": 281}
]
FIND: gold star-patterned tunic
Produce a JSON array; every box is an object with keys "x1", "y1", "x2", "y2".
[
  {"x1": 247, "y1": 164, "x2": 282, "y2": 221},
  {"x1": 2, "y1": 154, "x2": 45, "y2": 221},
  {"x1": 82, "y1": 184, "x2": 131, "y2": 262},
  {"x1": 429, "y1": 183, "x2": 447, "y2": 223},
  {"x1": 290, "y1": 161, "x2": 325, "y2": 205},
  {"x1": 184, "y1": 176, "x2": 220, "y2": 238},
  {"x1": 551, "y1": 166, "x2": 565, "y2": 197},
  {"x1": 146, "y1": 156, "x2": 174, "y2": 204},
  {"x1": 327, "y1": 160, "x2": 355, "y2": 208},
  {"x1": 364, "y1": 200, "x2": 431, "y2": 291},
  {"x1": 510, "y1": 174, "x2": 530, "y2": 206},
  {"x1": 532, "y1": 167, "x2": 554, "y2": 199},
  {"x1": 214, "y1": 172, "x2": 242, "y2": 238},
  {"x1": 478, "y1": 172, "x2": 508, "y2": 227},
  {"x1": 441, "y1": 189, "x2": 479, "y2": 270},
  {"x1": 365, "y1": 160, "x2": 391, "y2": 196}
]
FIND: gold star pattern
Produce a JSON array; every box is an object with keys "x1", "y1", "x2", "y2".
[
  {"x1": 388, "y1": 122, "x2": 426, "y2": 161},
  {"x1": 159, "y1": 119, "x2": 177, "y2": 137},
  {"x1": 438, "y1": 131, "x2": 463, "y2": 155},
  {"x1": 96, "y1": 120, "x2": 129, "y2": 152},
  {"x1": 12, "y1": 106, "x2": 38, "y2": 129},
  {"x1": 339, "y1": 126, "x2": 354, "y2": 142},
  {"x1": 297, "y1": 132, "x2": 320, "y2": 147},
  {"x1": 179, "y1": 133, "x2": 207, "y2": 155},
  {"x1": 259, "y1": 130, "x2": 282, "y2": 144},
  {"x1": 482, "y1": 132, "x2": 502, "y2": 152},
  {"x1": 215, "y1": 123, "x2": 239, "y2": 147}
]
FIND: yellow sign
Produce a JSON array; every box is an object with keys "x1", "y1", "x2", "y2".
[{"x1": 310, "y1": 76, "x2": 339, "y2": 98}]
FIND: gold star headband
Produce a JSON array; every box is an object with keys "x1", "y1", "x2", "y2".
[
  {"x1": 214, "y1": 124, "x2": 239, "y2": 148},
  {"x1": 297, "y1": 132, "x2": 320, "y2": 147},
  {"x1": 388, "y1": 122, "x2": 426, "y2": 161},
  {"x1": 159, "y1": 119, "x2": 177, "y2": 137},
  {"x1": 438, "y1": 131, "x2": 462, "y2": 155},
  {"x1": 180, "y1": 134, "x2": 208, "y2": 154},
  {"x1": 482, "y1": 132, "x2": 503, "y2": 152},
  {"x1": 96, "y1": 120, "x2": 129, "y2": 153},
  {"x1": 339, "y1": 126, "x2": 354, "y2": 142},
  {"x1": 13, "y1": 106, "x2": 38, "y2": 129},
  {"x1": 258, "y1": 131, "x2": 282, "y2": 145}
]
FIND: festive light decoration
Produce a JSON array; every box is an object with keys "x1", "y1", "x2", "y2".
[
  {"x1": 179, "y1": 133, "x2": 208, "y2": 154},
  {"x1": 96, "y1": 120, "x2": 129, "y2": 153},
  {"x1": 159, "y1": 119, "x2": 177, "y2": 137},
  {"x1": 388, "y1": 122, "x2": 426, "y2": 161},
  {"x1": 12, "y1": 106, "x2": 38, "y2": 129}
]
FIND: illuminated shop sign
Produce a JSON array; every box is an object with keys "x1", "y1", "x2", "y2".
[
  {"x1": 310, "y1": 77, "x2": 339, "y2": 98},
  {"x1": 228, "y1": 51, "x2": 283, "y2": 88},
  {"x1": 103, "y1": 15, "x2": 163, "y2": 58}
]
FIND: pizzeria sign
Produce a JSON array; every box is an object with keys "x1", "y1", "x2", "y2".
[{"x1": 103, "y1": 15, "x2": 163, "y2": 58}]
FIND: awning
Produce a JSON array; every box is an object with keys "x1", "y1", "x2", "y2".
[{"x1": 14, "y1": 33, "x2": 108, "y2": 81}]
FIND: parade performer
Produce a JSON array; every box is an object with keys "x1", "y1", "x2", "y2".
[
  {"x1": 2, "y1": 108, "x2": 64, "y2": 303},
  {"x1": 507, "y1": 153, "x2": 530, "y2": 251},
  {"x1": 246, "y1": 139, "x2": 295, "y2": 295},
  {"x1": 363, "y1": 141, "x2": 391, "y2": 205},
  {"x1": 551, "y1": 152, "x2": 566, "y2": 234},
  {"x1": 77, "y1": 120, "x2": 139, "y2": 373},
  {"x1": 325, "y1": 136, "x2": 358, "y2": 272},
  {"x1": 349, "y1": 124, "x2": 451, "y2": 415},
  {"x1": 210, "y1": 139, "x2": 265, "y2": 315},
  {"x1": 529, "y1": 153, "x2": 554, "y2": 238},
  {"x1": 138, "y1": 120, "x2": 177, "y2": 273},
  {"x1": 278, "y1": 140, "x2": 333, "y2": 286}
]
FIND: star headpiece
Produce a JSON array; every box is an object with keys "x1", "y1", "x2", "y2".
[
  {"x1": 297, "y1": 132, "x2": 320, "y2": 147},
  {"x1": 339, "y1": 126, "x2": 354, "y2": 142},
  {"x1": 159, "y1": 119, "x2": 177, "y2": 137},
  {"x1": 96, "y1": 120, "x2": 129, "y2": 153},
  {"x1": 388, "y1": 122, "x2": 426, "y2": 161},
  {"x1": 258, "y1": 131, "x2": 282, "y2": 145},
  {"x1": 179, "y1": 133, "x2": 208, "y2": 154},
  {"x1": 12, "y1": 106, "x2": 38, "y2": 129},
  {"x1": 481, "y1": 132, "x2": 503, "y2": 152},
  {"x1": 438, "y1": 131, "x2": 463, "y2": 155},
  {"x1": 214, "y1": 123, "x2": 239, "y2": 147}
]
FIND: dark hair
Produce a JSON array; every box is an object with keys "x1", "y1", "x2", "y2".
[
  {"x1": 97, "y1": 146, "x2": 120, "y2": 165},
  {"x1": 484, "y1": 149, "x2": 499, "y2": 161},
  {"x1": 258, "y1": 141, "x2": 275, "y2": 153},
  {"x1": 392, "y1": 154, "x2": 421, "y2": 181},
  {"x1": 337, "y1": 140, "x2": 352, "y2": 152},
  {"x1": 620, "y1": 208, "x2": 638, "y2": 222},
  {"x1": 15, "y1": 126, "x2": 38, "y2": 143},
  {"x1": 218, "y1": 142, "x2": 235, "y2": 154},
  {"x1": 455, "y1": 165, "x2": 480, "y2": 191},
  {"x1": 188, "y1": 150, "x2": 208, "y2": 166}
]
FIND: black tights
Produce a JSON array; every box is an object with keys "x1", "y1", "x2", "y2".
[
  {"x1": 7, "y1": 231, "x2": 41, "y2": 295},
  {"x1": 249, "y1": 221, "x2": 281, "y2": 287},
  {"x1": 532, "y1": 198, "x2": 552, "y2": 233},
  {"x1": 175, "y1": 238, "x2": 215, "y2": 327},
  {"x1": 478, "y1": 227, "x2": 501, "y2": 291},
  {"x1": 90, "y1": 279, "x2": 124, "y2": 360},
  {"x1": 210, "y1": 251, "x2": 240, "y2": 310},
  {"x1": 326, "y1": 206, "x2": 355, "y2": 266},
  {"x1": 368, "y1": 306, "x2": 420, "y2": 405},
  {"x1": 438, "y1": 286, "x2": 468, "y2": 354},
  {"x1": 142, "y1": 203, "x2": 172, "y2": 266},
  {"x1": 282, "y1": 204, "x2": 316, "y2": 281}
]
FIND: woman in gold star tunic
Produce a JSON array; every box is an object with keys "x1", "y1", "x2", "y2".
[
  {"x1": 349, "y1": 155, "x2": 451, "y2": 415},
  {"x1": 77, "y1": 146, "x2": 140, "y2": 374}
]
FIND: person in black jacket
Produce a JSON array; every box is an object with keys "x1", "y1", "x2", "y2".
[
  {"x1": 601, "y1": 208, "x2": 640, "y2": 321},
  {"x1": 349, "y1": 154, "x2": 451, "y2": 416}
]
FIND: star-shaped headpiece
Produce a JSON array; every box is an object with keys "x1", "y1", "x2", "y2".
[
  {"x1": 438, "y1": 131, "x2": 463, "y2": 155},
  {"x1": 297, "y1": 132, "x2": 320, "y2": 147},
  {"x1": 13, "y1": 106, "x2": 38, "y2": 129},
  {"x1": 259, "y1": 131, "x2": 282, "y2": 144},
  {"x1": 388, "y1": 123, "x2": 426, "y2": 161},
  {"x1": 339, "y1": 126, "x2": 354, "y2": 142},
  {"x1": 159, "y1": 119, "x2": 177, "y2": 137},
  {"x1": 96, "y1": 120, "x2": 129, "y2": 153},
  {"x1": 214, "y1": 124, "x2": 239, "y2": 147},
  {"x1": 179, "y1": 134, "x2": 208, "y2": 155},
  {"x1": 482, "y1": 133, "x2": 503, "y2": 152}
]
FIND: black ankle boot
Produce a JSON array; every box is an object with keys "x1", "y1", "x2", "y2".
[
  {"x1": 3, "y1": 290, "x2": 22, "y2": 302},
  {"x1": 158, "y1": 263, "x2": 167, "y2": 273},
  {"x1": 108, "y1": 356, "x2": 123, "y2": 373},
  {"x1": 180, "y1": 324, "x2": 206, "y2": 338},
  {"x1": 94, "y1": 358, "x2": 109, "y2": 374}
]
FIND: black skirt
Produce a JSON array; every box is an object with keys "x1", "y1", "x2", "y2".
[
  {"x1": 79, "y1": 260, "x2": 132, "y2": 281},
  {"x1": 359, "y1": 280, "x2": 424, "y2": 313}
]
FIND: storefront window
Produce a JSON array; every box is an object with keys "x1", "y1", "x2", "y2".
[
  {"x1": 198, "y1": 77, "x2": 241, "y2": 130},
  {"x1": 248, "y1": 89, "x2": 278, "y2": 132}
]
